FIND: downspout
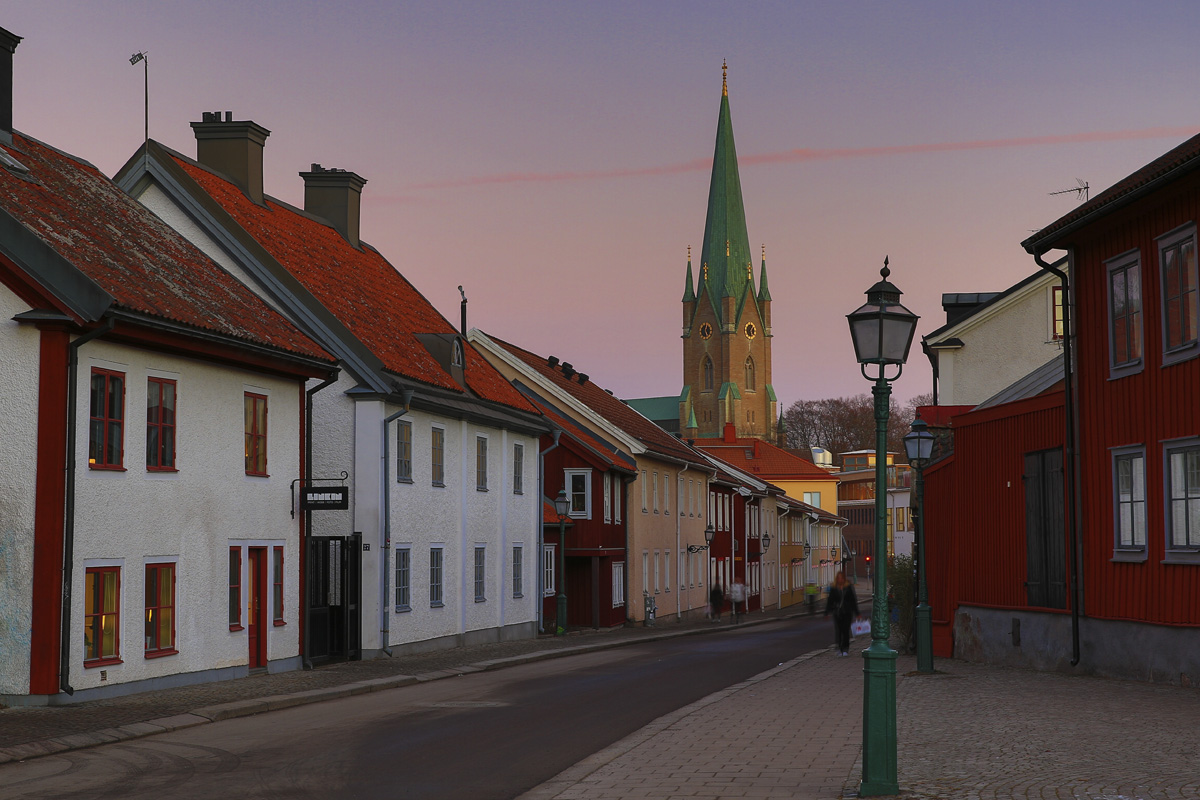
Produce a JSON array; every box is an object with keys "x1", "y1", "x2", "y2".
[
  {"x1": 1033, "y1": 251, "x2": 1081, "y2": 666},
  {"x1": 60, "y1": 318, "x2": 115, "y2": 696},
  {"x1": 380, "y1": 387, "x2": 415, "y2": 657},
  {"x1": 675, "y1": 469, "x2": 682, "y2": 621},
  {"x1": 622, "y1": 474, "x2": 634, "y2": 624},
  {"x1": 922, "y1": 339, "x2": 939, "y2": 406},
  {"x1": 538, "y1": 429, "x2": 562, "y2": 634},
  {"x1": 302, "y1": 370, "x2": 339, "y2": 670}
]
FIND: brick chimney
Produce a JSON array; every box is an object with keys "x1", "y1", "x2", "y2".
[
  {"x1": 299, "y1": 163, "x2": 366, "y2": 248},
  {"x1": 190, "y1": 112, "x2": 270, "y2": 205},
  {"x1": 0, "y1": 26, "x2": 22, "y2": 146},
  {"x1": 723, "y1": 422, "x2": 737, "y2": 443}
]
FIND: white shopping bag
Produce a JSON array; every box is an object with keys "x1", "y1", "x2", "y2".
[{"x1": 850, "y1": 618, "x2": 871, "y2": 637}]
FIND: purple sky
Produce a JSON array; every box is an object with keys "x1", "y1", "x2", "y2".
[{"x1": 9, "y1": 2, "x2": 1200, "y2": 407}]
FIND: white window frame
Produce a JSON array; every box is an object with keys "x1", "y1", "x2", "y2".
[
  {"x1": 641, "y1": 470, "x2": 647, "y2": 512},
  {"x1": 614, "y1": 478, "x2": 622, "y2": 523},
  {"x1": 603, "y1": 472, "x2": 612, "y2": 523},
  {"x1": 565, "y1": 468, "x2": 592, "y2": 519},
  {"x1": 664, "y1": 549, "x2": 671, "y2": 593},
  {"x1": 612, "y1": 561, "x2": 626, "y2": 608},
  {"x1": 654, "y1": 550, "x2": 661, "y2": 594},
  {"x1": 1163, "y1": 437, "x2": 1200, "y2": 564},
  {"x1": 543, "y1": 544, "x2": 556, "y2": 597},
  {"x1": 652, "y1": 471, "x2": 660, "y2": 513},
  {"x1": 642, "y1": 550, "x2": 649, "y2": 595},
  {"x1": 1111, "y1": 446, "x2": 1147, "y2": 561},
  {"x1": 663, "y1": 472, "x2": 670, "y2": 515}
]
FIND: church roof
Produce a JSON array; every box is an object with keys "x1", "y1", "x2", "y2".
[{"x1": 697, "y1": 62, "x2": 754, "y2": 325}]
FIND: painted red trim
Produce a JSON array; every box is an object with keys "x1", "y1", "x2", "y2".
[
  {"x1": 144, "y1": 649, "x2": 178, "y2": 659},
  {"x1": 89, "y1": 368, "x2": 126, "y2": 469},
  {"x1": 83, "y1": 565, "x2": 121, "y2": 665},
  {"x1": 30, "y1": 328, "x2": 69, "y2": 695},
  {"x1": 83, "y1": 657, "x2": 123, "y2": 669},
  {"x1": 143, "y1": 562, "x2": 176, "y2": 656}
]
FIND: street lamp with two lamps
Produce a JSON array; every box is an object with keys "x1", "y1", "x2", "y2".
[
  {"x1": 846, "y1": 257, "x2": 920, "y2": 797},
  {"x1": 904, "y1": 416, "x2": 935, "y2": 675}
]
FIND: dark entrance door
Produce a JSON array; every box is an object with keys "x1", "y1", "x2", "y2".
[
  {"x1": 1024, "y1": 448, "x2": 1067, "y2": 609},
  {"x1": 306, "y1": 534, "x2": 361, "y2": 664},
  {"x1": 248, "y1": 547, "x2": 267, "y2": 668}
]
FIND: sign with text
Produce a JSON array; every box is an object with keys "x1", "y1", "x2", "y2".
[{"x1": 300, "y1": 486, "x2": 349, "y2": 511}]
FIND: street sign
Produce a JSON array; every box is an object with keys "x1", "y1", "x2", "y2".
[{"x1": 300, "y1": 486, "x2": 349, "y2": 511}]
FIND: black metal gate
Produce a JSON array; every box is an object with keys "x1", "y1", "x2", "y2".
[{"x1": 306, "y1": 533, "x2": 361, "y2": 663}]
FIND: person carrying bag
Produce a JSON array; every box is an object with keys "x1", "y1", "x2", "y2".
[{"x1": 824, "y1": 571, "x2": 860, "y2": 656}]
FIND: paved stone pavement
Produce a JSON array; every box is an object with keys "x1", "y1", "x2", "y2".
[
  {"x1": 5, "y1": 606, "x2": 1200, "y2": 799},
  {"x1": 520, "y1": 648, "x2": 1200, "y2": 800}
]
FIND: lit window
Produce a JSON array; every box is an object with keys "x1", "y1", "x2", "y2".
[
  {"x1": 244, "y1": 393, "x2": 268, "y2": 475},
  {"x1": 84, "y1": 566, "x2": 121, "y2": 664},
  {"x1": 1051, "y1": 285, "x2": 1065, "y2": 341},
  {"x1": 144, "y1": 563, "x2": 176, "y2": 656},
  {"x1": 146, "y1": 378, "x2": 176, "y2": 470},
  {"x1": 89, "y1": 369, "x2": 125, "y2": 469}
]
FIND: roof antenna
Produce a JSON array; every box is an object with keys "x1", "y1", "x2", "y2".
[
  {"x1": 458, "y1": 285, "x2": 467, "y2": 335},
  {"x1": 1049, "y1": 178, "x2": 1089, "y2": 203},
  {"x1": 129, "y1": 51, "x2": 148, "y2": 150}
]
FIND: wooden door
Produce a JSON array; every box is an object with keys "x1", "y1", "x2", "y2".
[
  {"x1": 248, "y1": 547, "x2": 267, "y2": 668},
  {"x1": 1024, "y1": 449, "x2": 1067, "y2": 609}
]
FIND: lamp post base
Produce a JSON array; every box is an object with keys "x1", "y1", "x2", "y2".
[
  {"x1": 556, "y1": 594, "x2": 567, "y2": 636},
  {"x1": 916, "y1": 603, "x2": 933, "y2": 673},
  {"x1": 859, "y1": 641, "x2": 899, "y2": 796}
]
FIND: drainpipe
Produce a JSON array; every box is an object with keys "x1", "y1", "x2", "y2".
[
  {"x1": 380, "y1": 387, "x2": 415, "y2": 657},
  {"x1": 1033, "y1": 251, "x2": 1081, "y2": 666},
  {"x1": 302, "y1": 370, "x2": 340, "y2": 670},
  {"x1": 60, "y1": 318, "x2": 115, "y2": 696},
  {"x1": 922, "y1": 339, "x2": 939, "y2": 406},
  {"x1": 675, "y1": 469, "x2": 683, "y2": 621},
  {"x1": 538, "y1": 429, "x2": 562, "y2": 634},
  {"x1": 622, "y1": 474, "x2": 634, "y2": 625}
]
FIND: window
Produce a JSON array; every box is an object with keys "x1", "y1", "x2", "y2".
[
  {"x1": 1107, "y1": 251, "x2": 1143, "y2": 376},
  {"x1": 612, "y1": 562, "x2": 625, "y2": 607},
  {"x1": 653, "y1": 471, "x2": 659, "y2": 513},
  {"x1": 804, "y1": 491, "x2": 821, "y2": 508},
  {"x1": 1112, "y1": 449, "x2": 1146, "y2": 554},
  {"x1": 146, "y1": 378, "x2": 176, "y2": 470},
  {"x1": 89, "y1": 368, "x2": 125, "y2": 469},
  {"x1": 397, "y1": 420, "x2": 412, "y2": 482},
  {"x1": 745, "y1": 356, "x2": 756, "y2": 391},
  {"x1": 244, "y1": 392, "x2": 268, "y2": 475},
  {"x1": 512, "y1": 545, "x2": 523, "y2": 598},
  {"x1": 703, "y1": 357, "x2": 714, "y2": 391},
  {"x1": 1165, "y1": 439, "x2": 1200, "y2": 557},
  {"x1": 430, "y1": 547, "x2": 444, "y2": 606},
  {"x1": 654, "y1": 550, "x2": 661, "y2": 594},
  {"x1": 513, "y1": 444, "x2": 524, "y2": 494},
  {"x1": 641, "y1": 470, "x2": 647, "y2": 512},
  {"x1": 432, "y1": 427, "x2": 445, "y2": 486},
  {"x1": 543, "y1": 545, "x2": 556, "y2": 596},
  {"x1": 614, "y1": 479, "x2": 622, "y2": 523},
  {"x1": 476, "y1": 436, "x2": 488, "y2": 491},
  {"x1": 84, "y1": 566, "x2": 120, "y2": 664},
  {"x1": 603, "y1": 473, "x2": 612, "y2": 522},
  {"x1": 1159, "y1": 225, "x2": 1199, "y2": 362},
  {"x1": 395, "y1": 547, "x2": 411, "y2": 610},
  {"x1": 144, "y1": 563, "x2": 175, "y2": 656},
  {"x1": 566, "y1": 469, "x2": 591, "y2": 518},
  {"x1": 272, "y1": 547, "x2": 285, "y2": 625},
  {"x1": 663, "y1": 472, "x2": 670, "y2": 515},
  {"x1": 474, "y1": 546, "x2": 487, "y2": 602},
  {"x1": 1051, "y1": 285, "x2": 1065, "y2": 341},
  {"x1": 642, "y1": 551, "x2": 649, "y2": 595},
  {"x1": 664, "y1": 549, "x2": 671, "y2": 592},
  {"x1": 452, "y1": 338, "x2": 464, "y2": 368},
  {"x1": 228, "y1": 548, "x2": 242, "y2": 630}
]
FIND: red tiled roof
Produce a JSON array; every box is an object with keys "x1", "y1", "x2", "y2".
[
  {"x1": 694, "y1": 436, "x2": 840, "y2": 482},
  {"x1": 174, "y1": 156, "x2": 534, "y2": 413},
  {"x1": 1024, "y1": 131, "x2": 1200, "y2": 250},
  {"x1": 486, "y1": 333, "x2": 707, "y2": 467},
  {"x1": 0, "y1": 134, "x2": 329, "y2": 361},
  {"x1": 543, "y1": 501, "x2": 577, "y2": 526},
  {"x1": 525, "y1": 393, "x2": 637, "y2": 472}
]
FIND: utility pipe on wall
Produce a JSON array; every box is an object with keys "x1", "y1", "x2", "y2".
[
  {"x1": 302, "y1": 370, "x2": 340, "y2": 670},
  {"x1": 537, "y1": 430, "x2": 562, "y2": 634},
  {"x1": 380, "y1": 388, "x2": 415, "y2": 657}
]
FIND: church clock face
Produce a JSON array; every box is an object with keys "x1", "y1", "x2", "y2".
[
  {"x1": 744, "y1": 322, "x2": 757, "y2": 340},
  {"x1": 699, "y1": 322, "x2": 713, "y2": 340}
]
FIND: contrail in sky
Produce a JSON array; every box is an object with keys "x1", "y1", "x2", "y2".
[{"x1": 410, "y1": 126, "x2": 1198, "y2": 191}]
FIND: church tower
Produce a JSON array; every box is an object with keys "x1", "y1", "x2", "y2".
[{"x1": 680, "y1": 62, "x2": 776, "y2": 440}]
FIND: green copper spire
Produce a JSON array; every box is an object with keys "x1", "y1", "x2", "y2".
[
  {"x1": 757, "y1": 244, "x2": 772, "y2": 303},
  {"x1": 698, "y1": 59, "x2": 752, "y2": 324},
  {"x1": 683, "y1": 245, "x2": 696, "y2": 303}
]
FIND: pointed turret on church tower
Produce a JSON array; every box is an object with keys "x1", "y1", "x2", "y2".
[{"x1": 679, "y1": 62, "x2": 777, "y2": 440}]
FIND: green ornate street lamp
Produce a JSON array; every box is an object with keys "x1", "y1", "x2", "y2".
[
  {"x1": 846, "y1": 257, "x2": 919, "y2": 797},
  {"x1": 554, "y1": 488, "x2": 571, "y2": 636},
  {"x1": 904, "y1": 416, "x2": 935, "y2": 675}
]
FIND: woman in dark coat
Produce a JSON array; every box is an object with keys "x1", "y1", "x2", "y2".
[
  {"x1": 709, "y1": 584, "x2": 725, "y2": 622},
  {"x1": 824, "y1": 571, "x2": 859, "y2": 656}
]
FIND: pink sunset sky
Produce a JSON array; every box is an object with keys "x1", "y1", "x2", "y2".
[{"x1": 8, "y1": 1, "x2": 1200, "y2": 408}]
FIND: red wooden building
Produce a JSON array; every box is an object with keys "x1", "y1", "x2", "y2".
[{"x1": 924, "y1": 130, "x2": 1200, "y2": 685}]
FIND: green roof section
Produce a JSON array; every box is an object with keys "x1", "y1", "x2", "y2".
[
  {"x1": 625, "y1": 394, "x2": 683, "y2": 423},
  {"x1": 698, "y1": 63, "x2": 753, "y2": 326},
  {"x1": 682, "y1": 256, "x2": 696, "y2": 303},
  {"x1": 766, "y1": 384, "x2": 777, "y2": 403},
  {"x1": 718, "y1": 381, "x2": 742, "y2": 401},
  {"x1": 758, "y1": 255, "x2": 771, "y2": 303},
  {"x1": 687, "y1": 406, "x2": 698, "y2": 429}
]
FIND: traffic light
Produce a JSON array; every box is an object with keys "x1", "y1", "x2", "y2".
[{"x1": 865, "y1": 555, "x2": 872, "y2": 564}]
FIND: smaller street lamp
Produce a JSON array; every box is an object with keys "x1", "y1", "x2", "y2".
[
  {"x1": 554, "y1": 489, "x2": 571, "y2": 636},
  {"x1": 904, "y1": 416, "x2": 935, "y2": 674},
  {"x1": 688, "y1": 523, "x2": 716, "y2": 553}
]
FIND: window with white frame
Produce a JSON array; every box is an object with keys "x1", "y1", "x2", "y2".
[
  {"x1": 652, "y1": 471, "x2": 659, "y2": 513},
  {"x1": 565, "y1": 469, "x2": 591, "y2": 518},
  {"x1": 474, "y1": 546, "x2": 486, "y2": 602},
  {"x1": 604, "y1": 473, "x2": 612, "y2": 522},
  {"x1": 395, "y1": 547, "x2": 411, "y2": 610},
  {"x1": 512, "y1": 545, "x2": 523, "y2": 598},
  {"x1": 1107, "y1": 250, "x2": 1144, "y2": 377},
  {"x1": 679, "y1": 550, "x2": 686, "y2": 591},
  {"x1": 1112, "y1": 449, "x2": 1146, "y2": 556},
  {"x1": 476, "y1": 436, "x2": 488, "y2": 491},
  {"x1": 663, "y1": 472, "x2": 669, "y2": 515},
  {"x1": 612, "y1": 561, "x2": 625, "y2": 607},
  {"x1": 641, "y1": 470, "x2": 647, "y2": 512},
  {"x1": 664, "y1": 549, "x2": 671, "y2": 592},
  {"x1": 1050, "y1": 285, "x2": 1065, "y2": 341},
  {"x1": 614, "y1": 479, "x2": 622, "y2": 523},
  {"x1": 804, "y1": 491, "x2": 821, "y2": 508},
  {"x1": 642, "y1": 551, "x2": 649, "y2": 594},
  {"x1": 1159, "y1": 224, "x2": 1199, "y2": 364},
  {"x1": 429, "y1": 547, "x2": 444, "y2": 607},
  {"x1": 654, "y1": 550, "x2": 660, "y2": 593},
  {"x1": 543, "y1": 545, "x2": 556, "y2": 596},
  {"x1": 1165, "y1": 438, "x2": 1200, "y2": 558}
]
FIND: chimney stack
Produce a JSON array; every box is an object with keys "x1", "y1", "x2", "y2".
[
  {"x1": 0, "y1": 26, "x2": 23, "y2": 147},
  {"x1": 191, "y1": 111, "x2": 271, "y2": 205},
  {"x1": 300, "y1": 163, "x2": 367, "y2": 248}
]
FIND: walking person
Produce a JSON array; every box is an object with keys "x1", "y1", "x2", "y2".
[
  {"x1": 709, "y1": 584, "x2": 725, "y2": 622},
  {"x1": 730, "y1": 580, "x2": 747, "y2": 624},
  {"x1": 824, "y1": 571, "x2": 859, "y2": 656}
]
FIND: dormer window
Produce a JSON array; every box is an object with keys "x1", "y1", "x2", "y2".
[{"x1": 452, "y1": 339, "x2": 464, "y2": 368}]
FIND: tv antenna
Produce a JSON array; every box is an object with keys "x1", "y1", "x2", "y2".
[
  {"x1": 1049, "y1": 178, "x2": 1088, "y2": 202},
  {"x1": 129, "y1": 51, "x2": 148, "y2": 149}
]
